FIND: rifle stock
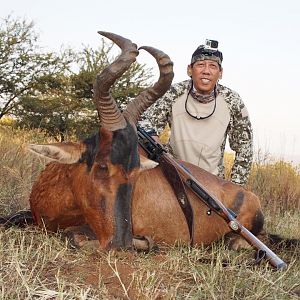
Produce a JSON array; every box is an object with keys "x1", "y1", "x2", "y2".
[{"x1": 137, "y1": 127, "x2": 287, "y2": 270}]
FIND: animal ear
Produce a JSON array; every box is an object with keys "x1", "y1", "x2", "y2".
[
  {"x1": 27, "y1": 142, "x2": 86, "y2": 164},
  {"x1": 140, "y1": 155, "x2": 159, "y2": 170}
]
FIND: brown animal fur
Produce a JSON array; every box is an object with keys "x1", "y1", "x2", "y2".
[
  {"x1": 29, "y1": 145, "x2": 263, "y2": 250},
  {"x1": 30, "y1": 128, "x2": 143, "y2": 249},
  {"x1": 132, "y1": 159, "x2": 262, "y2": 246}
]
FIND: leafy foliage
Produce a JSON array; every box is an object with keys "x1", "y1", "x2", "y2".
[
  {"x1": 14, "y1": 73, "x2": 98, "y2": 141},
  {"x1": 0, "y1": 15, "x2": 70, "y2": 119},
  {"x1": 9, "y1": 24, "x2": 153, "y2": 141},
  {"x1": 71, "y1": 44, "x2": 153, "y2": 116}
]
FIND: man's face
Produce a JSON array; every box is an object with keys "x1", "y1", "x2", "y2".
[{"x1": 187, "y1": 60, "x2": 223, "y2": 95}]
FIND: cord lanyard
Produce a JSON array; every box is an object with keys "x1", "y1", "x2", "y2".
[{"x1": 185, "y1": 86, "x2": 217, "y2": 120}]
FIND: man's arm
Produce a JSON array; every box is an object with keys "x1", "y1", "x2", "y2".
[{"x1": 228, "y1": 96, "x2": 253, "y2": 186}]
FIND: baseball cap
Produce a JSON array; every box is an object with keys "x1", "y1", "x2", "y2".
[{"x1": 191, "y1": 42, "x2": 223, "y2": 66}]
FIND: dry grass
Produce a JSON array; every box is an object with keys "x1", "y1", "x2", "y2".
[
  {"x1": 0, "y1": 126, "x2": 300, "y2": 299},
  {"x1": 0, "y1": 126, "x2": 53, "y2": 214},
  {"x1": 0, "y1": 226, "x2": 299, "y2": 299},
  {"x1": 225, "y1": 152, "x2": 300, "y2": 212}
]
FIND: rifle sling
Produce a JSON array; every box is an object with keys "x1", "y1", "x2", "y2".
[{"x1": 158, "y1": 155, "x2": 195, "y2": 246}]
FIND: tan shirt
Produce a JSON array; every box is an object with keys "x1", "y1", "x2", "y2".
[{"x1": 170, "y1": 91, "x2": 230, "y2": 175}]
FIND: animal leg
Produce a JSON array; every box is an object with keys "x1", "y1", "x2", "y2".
[
  {"x1": 224, "y1": 232, "x2": 252, "y2": 251},
  {"x1": 63, "y1": 224, "x2": 100, "y2": 250},
  {"x1": 132, "y1": 235, "x2": 158, "y2": 252}
]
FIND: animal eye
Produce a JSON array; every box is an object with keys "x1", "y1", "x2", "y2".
[
  {"x1": 99, "y1": 164, "x2": 108, "y2": 171},
  {"x1": 94, "y1": 163, "x2": 110, "y2": 179}
]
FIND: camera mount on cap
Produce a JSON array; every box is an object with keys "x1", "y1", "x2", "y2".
[{"x1": 205, "y1": 39, "x2": 219, "y2": 51}]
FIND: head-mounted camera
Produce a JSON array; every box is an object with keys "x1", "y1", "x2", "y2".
[{"x1": 205, "y1": 39, "x2": 219, "y2": 51}]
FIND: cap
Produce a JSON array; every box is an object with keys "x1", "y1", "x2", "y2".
[{"x1": 191, "y1": 45, "x2": 223, "y2": 66}]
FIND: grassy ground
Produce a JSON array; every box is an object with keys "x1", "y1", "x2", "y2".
[
  {"x1": 0, "y1": 224, "x2": 299, "y2": 299},
  {"x1": 0, "y1": 126, "x2": 299, "y2": 299}
]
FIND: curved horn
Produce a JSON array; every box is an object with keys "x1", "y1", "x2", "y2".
[
  {"x1": 123, "y1": 46, "x2": 174, "y2": 124},
  {"x1": 94, "y1": 31, "x2": 139, "y2": 131}
]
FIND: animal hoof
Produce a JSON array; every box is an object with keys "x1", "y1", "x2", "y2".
[{"x1": 133, "y1": 235, "x2": 159, "y2": 253}]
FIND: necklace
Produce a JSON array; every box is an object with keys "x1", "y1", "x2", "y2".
[{"x1": 185, "y1": 85, "x2": 217, "y2": 120}]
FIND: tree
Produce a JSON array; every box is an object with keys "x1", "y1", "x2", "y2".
[
  {"x1": 73, "y1": 42, "x2": 153, "y2": 108},
  {"x1": 15, "y1": 73, "x2": 97, "y2": 141},
  {"x1": 0, "y1": 15, "x2": 70, "y2": 119},
  {"x1": 15, "y1": 39, "x2": 153, "y2": 141}
]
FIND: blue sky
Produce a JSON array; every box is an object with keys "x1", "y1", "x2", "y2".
[{"x1": 1, "y1": 0, "x2": 300, "y2": 162}]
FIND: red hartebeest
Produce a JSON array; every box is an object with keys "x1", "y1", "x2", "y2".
[{"x1": 1, "y1": 32, "x2": 290, "y2": 252}]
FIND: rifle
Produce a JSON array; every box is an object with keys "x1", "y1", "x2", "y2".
[{"x1": 137, "y1": 126, "x2": 287, "y2": 270}]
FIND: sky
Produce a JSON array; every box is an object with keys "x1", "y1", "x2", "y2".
[{"x1": 1, "y1": 0, "x2": 300, "y2": 162}]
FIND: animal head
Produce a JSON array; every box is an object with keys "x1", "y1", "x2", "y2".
[{"x1": 28, "y1": 31, "x2": 174, "y2": 249}]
